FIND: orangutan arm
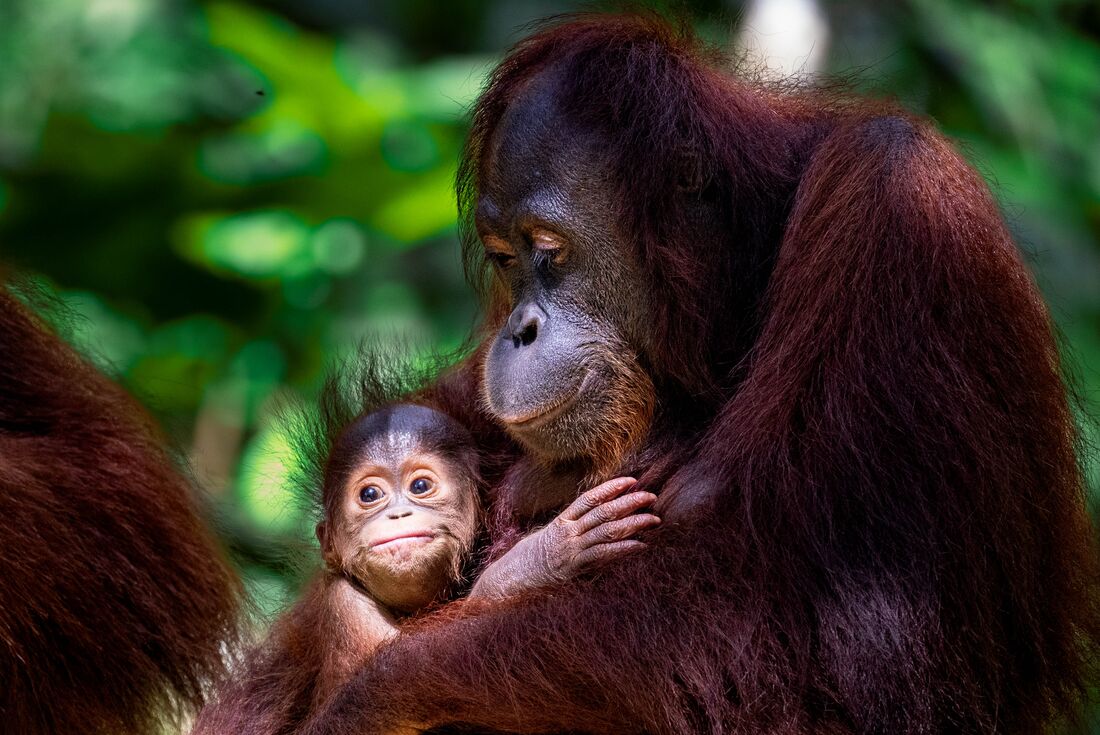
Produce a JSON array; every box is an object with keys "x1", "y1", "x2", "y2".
[
  {"x1": 297, "y1": 520, "x2": 727, "y2": 735},
  {"x1": 313, "y1": 578, "x2": 399, "y2": 705}
]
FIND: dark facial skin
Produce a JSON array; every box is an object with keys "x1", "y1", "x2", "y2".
[
  {"x1": 317, "y1": 405, "x2": 480, "y2": 614},
  {"x1": 477, "y1": 70, "x2": 656, "y2": 470}
]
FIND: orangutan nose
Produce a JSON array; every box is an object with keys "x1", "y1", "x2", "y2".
[{"x1": 506, "y1": 302, "x2": 545, "y2": 348}]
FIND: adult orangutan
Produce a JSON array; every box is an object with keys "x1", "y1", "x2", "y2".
[
  {"x1": 0, "y1": 283, "x2": 241, "y2": 734},
  {"x1": 302, "y1": 13, "x2": 1100, "y2": 735}
]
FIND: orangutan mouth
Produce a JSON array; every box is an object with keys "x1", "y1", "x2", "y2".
[{"x1": 502, "y1": 371, "x2": 592, "y2": 430}]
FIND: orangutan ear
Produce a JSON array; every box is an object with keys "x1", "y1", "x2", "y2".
[
  {"x1": 672, "y1": 145, "x2": 708, "y2": 194},
  {"x1": 316, "y1": 521, "x2": 342, "y2": 571}
]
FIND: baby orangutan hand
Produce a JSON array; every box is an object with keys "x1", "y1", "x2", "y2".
[
  {"x1": 470, "y1": 477, "x2": 659, "y2": 599},
  {"x1": 533, "y1": 477, "x2": 660, "y2": 582}
]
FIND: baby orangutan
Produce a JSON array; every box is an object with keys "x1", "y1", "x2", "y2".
[
  {"x1": 309, "y1": 402, "x2": 483, "y2": 698},
  {"x1": 320, "y1": 403, "x2": 661, "y2": 688},
  {"x1": 193, "y1": 402, "x2": 658, "y2": 735}
]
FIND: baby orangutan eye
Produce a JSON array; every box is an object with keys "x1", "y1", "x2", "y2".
[
  {"x1": 410, "y1": 478, "x2": 433, "y2": 495},
  {"x1": 359, "y1": 485, "x2": 384, "y2": 504}
]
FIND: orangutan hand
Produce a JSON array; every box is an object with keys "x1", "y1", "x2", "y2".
[{"x1": 471, "y1": 477, "x2": 659, "y2": 598}]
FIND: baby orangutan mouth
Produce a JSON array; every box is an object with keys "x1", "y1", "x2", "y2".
[{"x1": 370, "y1": 531, "x2": 436, "y2": 550}]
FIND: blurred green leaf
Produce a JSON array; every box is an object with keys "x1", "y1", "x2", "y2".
[
  {"x1": 176, "y1": 210, "x2": 312, "y2": 281},
  {"x1": 198, "y1": 122, "x2": 328, "y2": 185},
  {"x1": 368, "y1": 165, "x2": 457, "y2": 242},
  {"x1": 311, "y1": 219, "x2": 368, "y2": 275},
  {"x1": 128, "y1": 315, "x2": 237, "y2": 412},
  {"x1": 237, "y1": 420, "x2": 301, "y2": 533},
  {"x1": 57, "y1": 290, "x2": 148, "y2": 375}
]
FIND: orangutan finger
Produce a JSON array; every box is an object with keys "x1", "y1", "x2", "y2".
[{"x1": 560, "y1": 477, "x2": 638, "y2": 521}]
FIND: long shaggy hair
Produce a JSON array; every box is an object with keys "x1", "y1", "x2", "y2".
[
  {"x1": 304, "y1": 13, "x2": 1100, "y2": 735},
  {"x1": 0, "y1": 283, "x2": 242, "y2": 734}
]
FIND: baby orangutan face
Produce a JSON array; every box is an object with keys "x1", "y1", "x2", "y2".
[{"x1": 317, "y1": 405, "x2": 479, "y2": 614}]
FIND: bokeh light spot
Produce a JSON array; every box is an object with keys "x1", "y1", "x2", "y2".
[
  {"x1": 237, "y1": 421, "x2": 299, "y2": 534},
  {"x1": 311, "y1": 219, "x2": 366, "y2": 274}
]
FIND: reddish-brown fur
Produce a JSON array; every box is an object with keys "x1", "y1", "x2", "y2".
[
  {"x1": 191, "y1": 574, "x2": 383, "y2": 735},
  {"x1": 300, "y1": 13, "x2": 1100, "y2": 735},
  {"x1": 0, "y1": 284, "x2": 242, "y2": 734}
]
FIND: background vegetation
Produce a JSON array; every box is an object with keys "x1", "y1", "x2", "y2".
[{"x1": 2, "y1": 0, "x2": 1098, "y2": 718}]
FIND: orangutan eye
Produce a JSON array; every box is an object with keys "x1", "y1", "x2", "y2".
[
  {"x1": 529, "y1": 228, "x2": 566, "y2": 264},
  {"x1": 359, "y1": 485, "x2": 384, "y2": 504},
  {"x1": 482, "y1": 235, "x2": 516, "y2": 270},
  {"x1": 487, "y1": 251, "x2": 516, "y2": 269},
  {"x1": 410, "y1": 478, "x2": 433, "y2": 495},
  {"x1": 531, "y1": 248, "x2": 557, "y2": 274}
]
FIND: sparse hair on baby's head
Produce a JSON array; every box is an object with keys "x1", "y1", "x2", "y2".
[{"x1": 282, "y1": 345, "x2": 473, "y2": 523}]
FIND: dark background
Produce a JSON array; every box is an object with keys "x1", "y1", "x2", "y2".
[{"x1": 1, "y1": 0, "x2": 1098, "y2": 718}]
